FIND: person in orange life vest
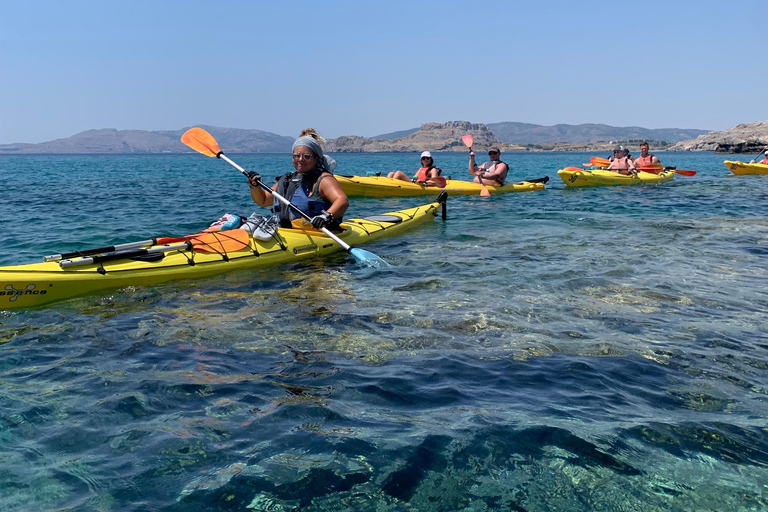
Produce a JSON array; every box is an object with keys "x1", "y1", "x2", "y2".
[
  {"x1": 750, "y1": 148, "x2": 768, "y2": 164},
  {"x1": 387, "y1": 151, "x2": 442, "y2": 185},
  {"x1": 469, "y1": 146, "x2": 509, "y2": 185},
  {"x1": 607, "y1": 146, "x2": 636, "y2": 175},
  {"x1": 635, "y1": 141, "x2": 661, "y2": 167}
]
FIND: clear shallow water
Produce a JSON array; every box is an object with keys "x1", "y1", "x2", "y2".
[{"x1": 1, "y1": 152, "x2": 767, "y2": 511}]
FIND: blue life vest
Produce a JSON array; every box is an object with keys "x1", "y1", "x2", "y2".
[{"x1": 273, "y1": 171, "x2": 332, "y2": 228}]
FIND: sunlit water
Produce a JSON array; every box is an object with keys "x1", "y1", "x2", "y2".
[{"x1": 1, "y1": 152, "x2": 767, "y2": 511}]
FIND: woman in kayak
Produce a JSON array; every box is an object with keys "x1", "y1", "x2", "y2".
[
  {"x1": 247, "y1": 136, "x2": 349, "y2": 230},
  {"x1": 607, "y1": 146, "x2": 636, "y2": 175},
  {"x1": 387, "y1": 151, "x2": 443, "y2": 186}
]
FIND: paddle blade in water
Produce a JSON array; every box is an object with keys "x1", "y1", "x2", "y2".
[
  {"x1": 350, "y1": 248, "x2": 392, "y2": 268},
  {"x1": 181, "y1": 127, "x2": 221, "y2": 157},
  {"x1": 674, "y1": 169, "x2": 697, "y2": 176},
  {"x1": 479, "y1": 183, "x2": 491, "y2": 197},
  {"x1": 461, "y1": 135, "x2": 474, "y2": 148}
]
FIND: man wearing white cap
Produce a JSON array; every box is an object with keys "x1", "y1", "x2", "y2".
[{"x1": 387, "y1": 151, "x2": 443, "y2": 186}]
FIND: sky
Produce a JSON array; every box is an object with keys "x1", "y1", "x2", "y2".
[{"x1": 1, "y1": 0, "x2": 766, "y2": 144}]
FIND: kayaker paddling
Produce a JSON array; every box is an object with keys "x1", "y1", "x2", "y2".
[
  {"x1": 469, "y1": 146, "x2": 509, "y2": 185},
  {"x1": 387, "y1": 151, "x2": 443, "y2": 186},
  {"x1": 749, "y1": 148, "x2": 768, "y2": 165},
  {"x1": 247, "y1": 136, "x2": 349, "y2": 231}
]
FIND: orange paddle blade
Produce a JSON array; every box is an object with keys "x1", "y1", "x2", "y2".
[
  {"x1": 591, "y1": 157, "x2": 610, "y2": 167},
  {"x1": 181, "y1": 127, "x2": 221, "y2": 157},
  {"x1": 461, "y1": 135, "x2": 474, "y2": 148},
  {"x1": 673, "y1": 169, "x2": 696, "y2": 176},
  {"x1": 190, "y1": 229, "x2": 250, "y2": 253},
  {"x1": 637, "y1": 164, "x2": 664, "y2": 173},
  {"x1": 432, "y1": 176, "x2": 447, "y2": 188}
]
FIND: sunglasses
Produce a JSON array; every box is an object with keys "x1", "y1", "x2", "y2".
[
  {"x1": 291, "y1": 153, "x2": 314, "y2": 161},
  {"x1": 488, "y1": 151, "x2": 499, "y2": 155},
  {"x1": 421, "y1": 157, "x2": 431, "y2": 160}
]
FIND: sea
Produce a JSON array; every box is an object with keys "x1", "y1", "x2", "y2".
[{"x1": 0, "y1": 151, "x2": 767, "y2": 512}]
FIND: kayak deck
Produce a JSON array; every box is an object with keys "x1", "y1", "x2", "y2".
[
  {"x1": 336, "y1": 175, "x2": 547, "y2": 196},
  {"x1": 0, "y1": 200, "x2": 442, "y2": 310},
  {"x1": 724, "y1": 160, "x2": 768, "y2": 175},
  {"x1": 558, "y1": 169, "x2": 675, "y2": 187}
]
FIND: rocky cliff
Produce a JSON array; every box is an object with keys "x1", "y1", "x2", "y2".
[
  {"x1": 325, "y1": 121, "x2": 502, "y2": 153},
  {"x1": 668, "y1": 121, "x2": 768, "y2": 153}
]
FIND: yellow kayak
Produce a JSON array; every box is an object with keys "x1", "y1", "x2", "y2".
[
  {"x1": 0, "y1": 198, "x2": 443, "y2": 310},
  {"x1": 336, "y1": 175, "x2": 548, "y2": 197},
  {"x1": 724, "y1": 160, "x2": 768, "y2": 175},
  {"x1": 558, "y1": 168, "x2": 675, "y2": 187}
]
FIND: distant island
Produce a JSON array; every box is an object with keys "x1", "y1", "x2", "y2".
[{"x1": 0, "y1": 120, "x2": 764, "y2": 155}]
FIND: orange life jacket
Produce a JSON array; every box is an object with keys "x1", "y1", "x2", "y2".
[
  {"x1": 415, "y1": 166, "x2": 433, "y2": 182},
  {"x1": 760, "y1": 158, "x2": 768, "y2": 165},
  {"x1": 636, "y1": 154, "x2": 656, "y2": 166},
  {"x1": 610, "y1": 157, "x2": 630, "y2": 171}
]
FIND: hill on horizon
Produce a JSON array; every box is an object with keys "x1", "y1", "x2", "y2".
[
  {"x1": 0, "y1": 121, "x2": 713, "y2": 154},
  {"x1": 0, "y1": 125, "x2": 294, "y2": 154},
  {"x1": 373, "y1": 122, "x2": 708, "y2": 144},
  {"x1": 486, "y1": 122, "x2": 709, "y2": 144}
]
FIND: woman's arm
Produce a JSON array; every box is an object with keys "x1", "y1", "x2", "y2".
[
  {"x1": 318, "y1": 176, "x2": 349, "y2": 219},
  {"x1": 250, "y1": 182, "x2": 276, "y2": 207}
]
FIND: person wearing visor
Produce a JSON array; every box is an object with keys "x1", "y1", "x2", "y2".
[
  {"x1": 246, "y1": 136, "x2": 348, "y2": 231},
  {"x1": 387, "y1": 151, "x2": 442, "y2": 185},
  {"x1": 469, "y1": 146, "x2": 509, "y2": 185},
  {"x1": 607, "y1": 146, "x2": 636, "y2": 175}
]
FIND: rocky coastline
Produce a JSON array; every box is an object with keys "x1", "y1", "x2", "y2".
[{"x1": 668, "y1": 121, "x2": 768, "y2": 153}]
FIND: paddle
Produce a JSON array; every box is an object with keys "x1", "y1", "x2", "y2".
[
  {"x1": 43, "y1": 237, "x2": 180, "y2": 262},
  {"x1": 461, "y1": 135, "x2": 490, "y2": 196},
  {"x1": 591, "y1": 157, "x2": 611, "y2": 168},
  {"x1": 429, "y1": 176, "x2": 447, "y2": 188},
  {"x1": 59, "y1": 230, "x2": 250, "y2": 268},
  {"x1": 43, "y1": 229, "x2": 244, "y2": 262},
  {"x1": 636, "y1": 164, "x2": 696, "y2": 176},
  {"x1": 181, "y1": 127, "x2": 391, "y2": 268}
]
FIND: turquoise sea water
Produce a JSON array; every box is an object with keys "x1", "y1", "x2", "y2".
[{"x1": 1, "y1": 152, "x2": 767, "y2": 511}]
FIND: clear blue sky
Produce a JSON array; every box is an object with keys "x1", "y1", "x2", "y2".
[{"x1": 1, "y1": 0, "x2": 765, "y2": 143}]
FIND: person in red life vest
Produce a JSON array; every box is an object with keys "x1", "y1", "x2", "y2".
[
  {"x1": 469, "y1": 146, "x2": 509, "y2": 185},
  {"x1": 387, "y1": 151, "x2": 443, "y2": 186},
  {"x1": 635, "y1": 141, "x2": 661, "y2": 168},
  {"x1": 607, "y1": 146, "x2": 636, "y2": 175},
  {"x1": 750, "y1": 148, "x2": 768, "y2": 164}
]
